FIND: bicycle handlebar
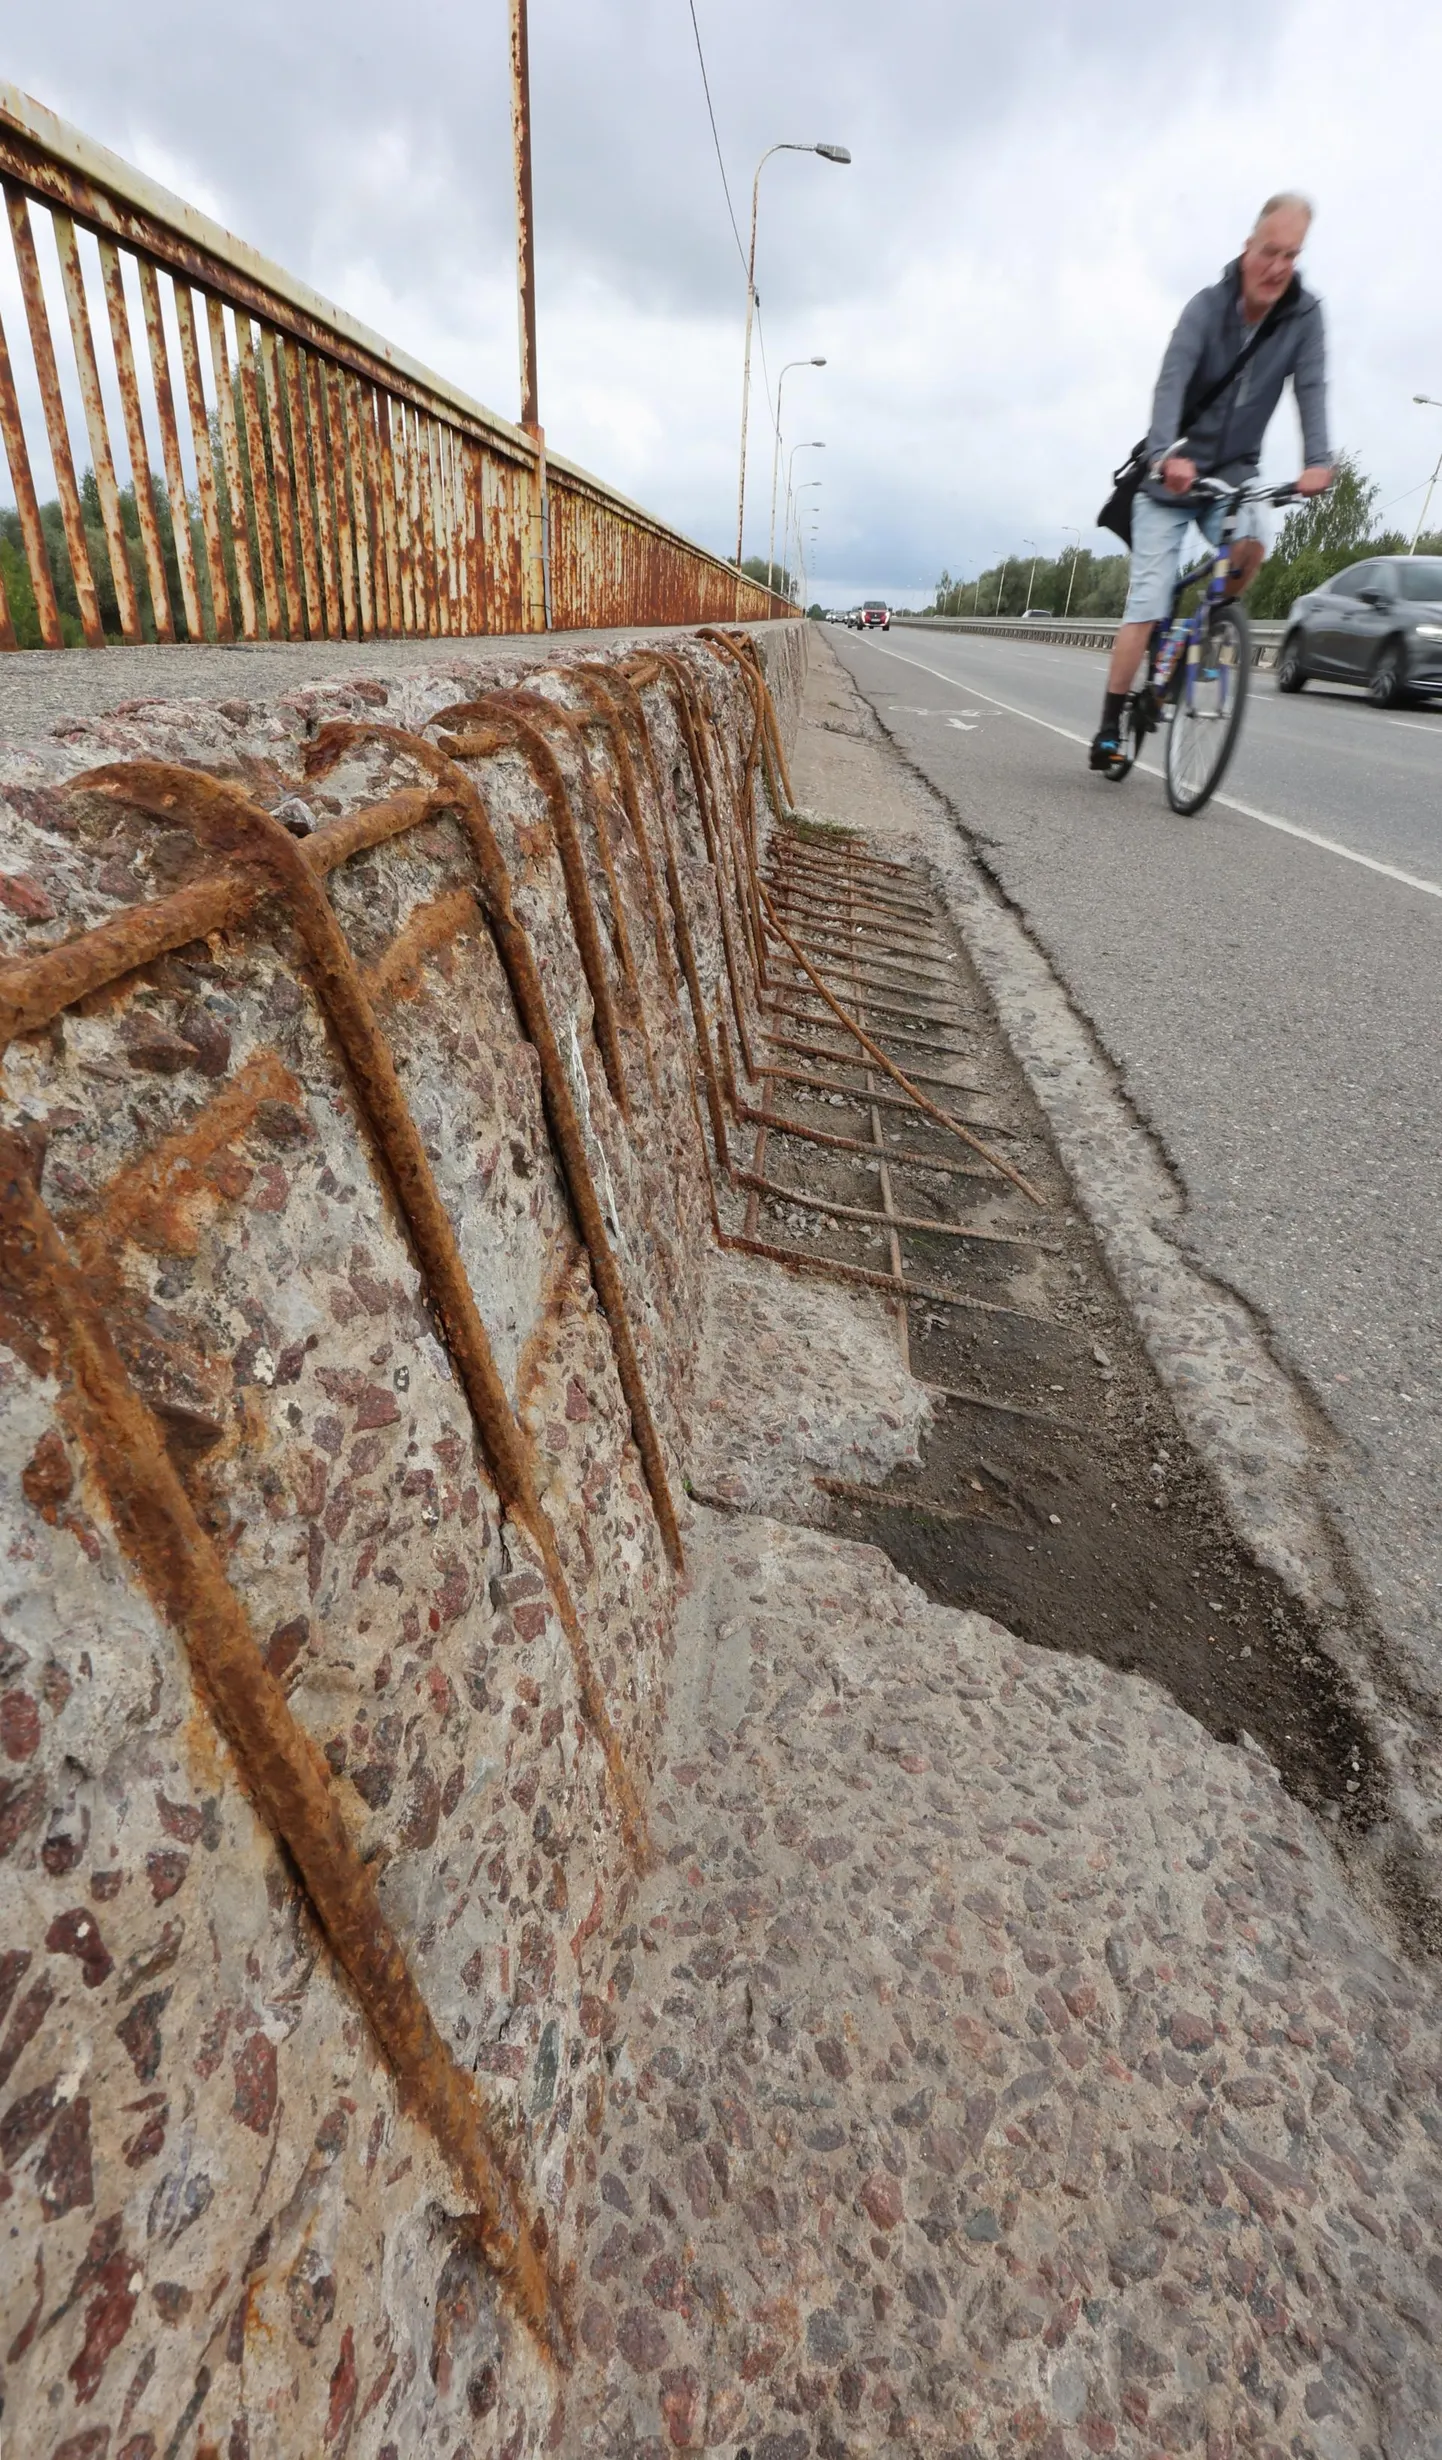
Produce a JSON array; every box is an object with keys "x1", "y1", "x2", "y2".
[
  {"x1": 1188, "y1": 476, "x2": 1302, "y2": 507},
  {"x1": 1150, "y1": 441, "x2": 1301, "y2": 508}
]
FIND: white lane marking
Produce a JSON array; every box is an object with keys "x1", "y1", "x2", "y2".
[
  {"x1": 858, "y1": 637, "x2": 1442, "y2": 903},
  {"x1": 917, "y1": 638, "x2": 1442, "y2": 742},
  {"x1": 946, "y1": 717, "x2": 979, "y2": 731}
]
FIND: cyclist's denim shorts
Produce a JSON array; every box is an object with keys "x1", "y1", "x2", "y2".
[{"x1": 1122, "y1": 490, "x2": 1271, "y2": 623}]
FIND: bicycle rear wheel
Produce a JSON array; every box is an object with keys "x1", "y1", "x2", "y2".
[{"x1": 1164, "y1": 603, "x2": 1250, "y2": 814}]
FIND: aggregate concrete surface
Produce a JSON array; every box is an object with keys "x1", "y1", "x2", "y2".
[
  {"x1": 564, "y1": 1511, "x2": 1442, "y2": 2460},
  {"x1": 0, "y1": 629, "x2": 713, "y2": 746},
  {"x1": 689, "y1": 1251, "x2": 929, "y2": 1520}
]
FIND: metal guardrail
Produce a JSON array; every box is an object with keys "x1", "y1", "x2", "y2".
[
  {"x1": 0, "y1": 82, "x2": 785, "y2": 650},
  {"x1": 894, "y1": 613, "x2": 1286, "y2": 667}
]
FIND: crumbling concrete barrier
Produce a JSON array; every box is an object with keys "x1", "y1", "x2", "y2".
[{"x1": 0, "y1": 624, "x2": 803, "y2": 2457}]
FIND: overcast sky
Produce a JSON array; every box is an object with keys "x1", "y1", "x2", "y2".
[{"x1": 7, "y1": 0, "x2": 1442, "y2": 607}]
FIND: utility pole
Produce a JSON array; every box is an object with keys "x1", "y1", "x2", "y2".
[
  {"x1": 510, "y1": 0, "x2": 550, "y2": 626},
  {"x1": 769, "y1": 356, "x2": 826, "y2": 593},
  {"x1": 1411, "y1": 396, "x2": 1442, "y2": 553},
  {"x1": 1062, "y1": 527, "x2": 1082, "y2": 616},
  {"x1": 735, "y1": 142, "x2": 849, "y2": 566}
]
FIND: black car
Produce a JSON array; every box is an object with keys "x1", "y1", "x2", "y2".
[{"x1": 1276, "y1": 554, "x2": 1442, "y2": 706}]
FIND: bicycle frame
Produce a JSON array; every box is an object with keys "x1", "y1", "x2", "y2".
[{"x1": 1148, "y1": 499, "x2": 1249, "y2": 704}]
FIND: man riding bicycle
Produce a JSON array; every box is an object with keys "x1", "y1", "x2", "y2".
[{"x1": 1089, "y1": 193, "x2": 1333, "y2": 772}]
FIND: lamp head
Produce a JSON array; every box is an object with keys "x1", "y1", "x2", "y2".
[
  {"x1": 811, "y1": 356, "x2": 827, "y2": 366},
  {"x1": 815, "y1": 144, "x2": 851, "y2": 164}
]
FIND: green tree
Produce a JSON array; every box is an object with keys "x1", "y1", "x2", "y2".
[
  {"x1": 927, "y1": 456, "x2": 1434, "y2": 633},
  {"x1": 1249, "y1": 451, "x2": 1379, "y2": 617},
  {"x1": 741, "y1": 553, "x2": 794, "y2": 600}
]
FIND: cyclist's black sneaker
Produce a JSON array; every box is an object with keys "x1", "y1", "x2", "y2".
[{"x1": 1089, "y1": 728, "x2": 1123, "y2": 772}]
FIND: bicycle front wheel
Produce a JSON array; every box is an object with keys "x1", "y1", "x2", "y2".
[{"x1": 1164, "y1": 604, "x2": 1250, "y2": 815}]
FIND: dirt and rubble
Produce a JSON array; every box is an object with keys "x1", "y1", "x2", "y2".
[{"x1": 0, "y1": 623, "x2": 1437, "y2": 2460}]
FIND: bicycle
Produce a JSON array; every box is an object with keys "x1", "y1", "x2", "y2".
[{"x1": 1101, "y1": 475, "x2": 1302, "y2": 814}]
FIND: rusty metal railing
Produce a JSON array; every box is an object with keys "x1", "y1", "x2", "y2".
[{"x1": 0, "y1": 82, "x2": 785, "y2": 652}]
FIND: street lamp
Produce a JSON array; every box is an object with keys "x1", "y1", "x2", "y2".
[
  {"x1": 1061, "y1": 527, "x2": 1083, "y2": 616},
  {"x1": 736, "y1": 142, "x2": 851, "y2": 564},
  {"x1": 784, "y1": 441, "x2": 825, "y2": 592},
  {"x1": 792, "y1": 478, "x2": 822, "y2": 601},
  {"x1": 1411, "y1": 396, "x2": 1442, "y2": 554},
  {"x1": 1021, "y1": 539, "x2": 1038, "y2": 614},
  {"x1": 769, "y1": 357, "x2": 826, "y2": 588},
  {"x1": 994, "y1": 556, "x2": 1011, "y2": 616},
  {"x1": 801, "y1": 515, "x2": 820, "y2": 607}
]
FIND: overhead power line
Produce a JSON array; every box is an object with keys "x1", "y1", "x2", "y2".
[
  {"x1": 685, "y1": 0, "x2": 776, "y2": 439},
  {"x1": 687, "y1": 0, "x2": 748, "y2": 279}
]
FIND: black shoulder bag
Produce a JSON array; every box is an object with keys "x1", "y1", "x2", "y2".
[{"x1": 1097, "y1": 303, "x2": 1286, "y2": 547}]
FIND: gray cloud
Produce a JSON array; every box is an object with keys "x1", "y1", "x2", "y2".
[{"x1": 9, "y1": 1, "x2": 1442, "y2": 602}]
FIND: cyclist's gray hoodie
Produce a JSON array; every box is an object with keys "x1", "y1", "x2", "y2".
[{"x1": 1141, "y1": 260, "x2": 1329, "y2": 502}]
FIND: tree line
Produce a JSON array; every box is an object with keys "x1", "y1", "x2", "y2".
[
  {"x1": 923, "y1": 455, "x2": 1440, "y2": 626},
  {"x1": 0, "y1": 382, "x2": 366, "y2": 648}
]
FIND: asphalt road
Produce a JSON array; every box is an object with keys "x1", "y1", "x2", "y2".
[{"x1": 831, "y1": 621, "x2": 1442, "y2": 1728}]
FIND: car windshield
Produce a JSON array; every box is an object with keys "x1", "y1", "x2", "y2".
[
  {"x1": 863, "y1": 600, "x2": 886, "y2": 610},
  {"x1": 1393, "y1": 560, "x2": 1442, "y2": 603}
]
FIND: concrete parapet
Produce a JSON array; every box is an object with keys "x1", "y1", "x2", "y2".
[{"x1": 0, "y1": 622, "x2": 803, "y2": 2452}]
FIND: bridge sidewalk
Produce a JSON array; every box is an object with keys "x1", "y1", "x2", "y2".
[{"x1": 559, "y1": 641, "x2": 1442, "y2": 2460}]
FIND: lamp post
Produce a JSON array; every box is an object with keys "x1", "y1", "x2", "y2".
[
  {"x1": 736, "y1": 142, "x2": 850, "y2": 565},
  {"x1": 509, "y1": 0, "x2": 550, "y2": 626},
  {"x1": 792, "y1": 478, "x2": 822, "y2": 601},
  {"x1": 1411, "y1": 396, "x2": 1442, "y2": 554},
  {"x1": 784, "y1": 441, "x2": 825, "y2": 595},
  {"x1": 1062, "y1": 526, "x2": 1083, "y2": 616},
  {"x1": 1021, "y1": 539, "x2": 1038, "y2": 614},
  {"x1": 994, "y1": 556, "x2": 1010, "y2": 616},
  {"x1": 800, "y1": 517, "x2": 819, "y2": 609},
  {"x1": 769, "y1": 356, "x2": 826, "y2": 590}
]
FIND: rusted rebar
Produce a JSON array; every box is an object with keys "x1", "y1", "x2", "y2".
[
  {"x1": 621, "y1": 649, "x2": 763, "y2": 1091},
  {"x1": 429, "y1": 688, "x2": 658, "y2": 1097},
  {"x1": 0, "y1": 786, "x2": 449, "y2": 1054},
  {"x1": 558, "y1": 666, "x2": 678, "y2": 998},
  {"x1": 304, "y1": 724, "x2": 684, "y2": 1579},
  {"x1": 758, "y1": 881, "x2": 1043, "y2": 1204},
  {"x1": 439, "y1": 694, "x2": 632, "y2": 1119},
  {"x1": 0, "y1": 1131, "x2": 564, "y2": 2357},
  {"x1": 70, "y1": 758, "x2": 653, "y2": 1861}
]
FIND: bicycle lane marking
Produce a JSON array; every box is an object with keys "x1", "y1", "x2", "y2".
[{"x1": 856, "y1": 638, "x2": 1442, "y2": 903}]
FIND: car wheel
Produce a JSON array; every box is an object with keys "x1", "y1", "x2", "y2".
[
  {"x1": 1275, "y1": 634, "x2": 1307, "y2": 693},
  {"x1": 1367, "y1": 643, "x2": 1409, "y2": 708}
]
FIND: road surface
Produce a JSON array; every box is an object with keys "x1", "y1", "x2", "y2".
[{"x1": 831, "y1": 621, "x2": 1442, "y2": 1744}]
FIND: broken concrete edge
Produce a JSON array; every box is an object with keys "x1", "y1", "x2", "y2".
[{"x1": 809, "y1": 638, "x2": 1442, "y2": 1952}]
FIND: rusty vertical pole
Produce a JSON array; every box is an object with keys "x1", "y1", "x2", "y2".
[
  {"x1": 510, "y1": 0, "x2": 539, "y2": 435},
  {"x1": 510, "y1": 0, "x2": 550, "y2": 630}
]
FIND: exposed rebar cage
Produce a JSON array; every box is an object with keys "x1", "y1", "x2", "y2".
[{"x1": 0, "y1": 622, "x2": 1054, "y2": 2378}]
